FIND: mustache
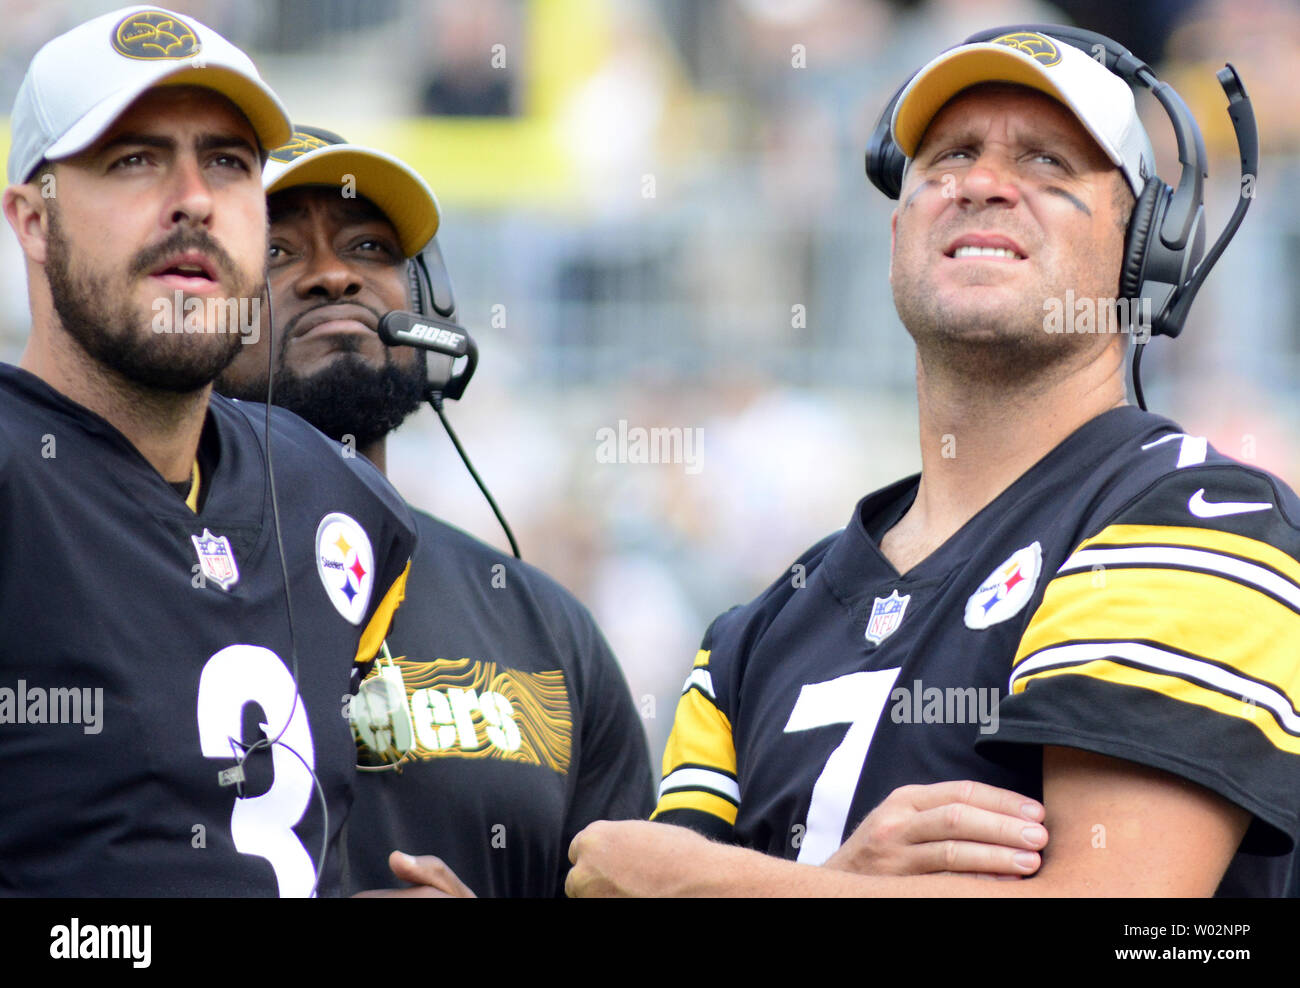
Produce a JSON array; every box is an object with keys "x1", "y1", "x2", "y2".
[{"x1": 128, "y1": 229, "x2": 244, "y2": 285}]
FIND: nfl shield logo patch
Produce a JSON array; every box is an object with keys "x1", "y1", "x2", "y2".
[
  {"x1": 191, "y1": 528, "x2": 239, "y2": 591},
  {"x1": 866, "y1": 589, "x2": 910, "y2": 645}
]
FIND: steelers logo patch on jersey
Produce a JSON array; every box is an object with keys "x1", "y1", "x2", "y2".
[
  {"x1": 991, "y1": 32, "x2": 1061, "y2": 67},
  {"x1": 965, "y1": 541, "x2": 1041, "y2": 630},
  {"x1": 112, "y1": 10, "x2": 201, "y2": 60},
  {"x1": 316, "y1": 513, "x2": 374, "y2": 625}
]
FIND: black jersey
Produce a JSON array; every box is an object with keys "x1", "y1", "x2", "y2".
[
  {"x1": 652, "y1": 406, "x2": 1300, "y2": 895},
  {"x1": 0, "y1": 364, "x2": 415, "y2": 896},
  {"x1": 343, "y1": 510, "x2": 654, "y2": 897}
]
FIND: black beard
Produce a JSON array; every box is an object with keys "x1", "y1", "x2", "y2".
[
  {"x1": 226, "y1": 347, "x2": 429, "y2": 449},
  {"x1": 46, "y1": 207, "x2": 256, "y2": 394}
]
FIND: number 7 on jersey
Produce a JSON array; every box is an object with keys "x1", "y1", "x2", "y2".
[{"x1": 783, "y1": 668, "x2": 902, "y2": 865}]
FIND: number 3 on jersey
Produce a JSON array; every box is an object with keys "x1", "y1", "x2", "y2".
[
  {"x1": 197, "y1": 644, "x2": 318, "y2": 897},
  {"x1": 784, "y1": 668, "x2": 901, "y2": 865}
]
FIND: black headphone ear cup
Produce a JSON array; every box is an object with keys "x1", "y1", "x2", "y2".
[
  {"x1": 415, "y1": 241, "x2": 458, "y2": 320},
  {"x1": 881, "y1": 144, "x2": 908, "y2": 200},
  {"x1": 865, "y1": 132, "x2": 907, "y2": 200},
  {"x1": 1119, "y1": 179, "x2": 1164, "y2": 302},
  {"x1": 864, "y1": 79, "x2": 912, "y2": 200}
]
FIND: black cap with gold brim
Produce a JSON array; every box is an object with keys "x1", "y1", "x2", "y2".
[{"x1": 263, "y1": 126, "x2": 440, "y2": 258}]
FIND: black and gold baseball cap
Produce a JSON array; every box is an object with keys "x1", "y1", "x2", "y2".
[{"x1": 263, "y1": 126, "x2": 441, "y2": 258}]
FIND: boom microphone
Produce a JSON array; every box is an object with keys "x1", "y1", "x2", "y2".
[
  {"x1": 376, "y1": 307, "x2": 516, "y2": 556},
  {"x1": 377, "y1": 310, "x2": 478, "y2": 401}
]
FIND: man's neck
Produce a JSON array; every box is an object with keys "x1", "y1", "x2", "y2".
[
  {"x1": 359, "y1": 438, "x2": 387, "y2": 476},
  {"x1": 20, "y1": 332, "x2": 209, "y2": 485},
  {"x1": 880, "y1": 341, "x2": 1127, "y2": 574}
]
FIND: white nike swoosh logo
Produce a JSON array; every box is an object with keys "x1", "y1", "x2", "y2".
[{"x1": 1188, "y1": 488, "x2": 1272, "y2": 518}]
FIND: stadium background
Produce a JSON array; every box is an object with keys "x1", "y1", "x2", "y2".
[{"x1": 2, "y1": 0, "x2": 1297, "y2": 765}]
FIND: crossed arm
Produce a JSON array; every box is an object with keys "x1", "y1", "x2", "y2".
[
  {"x1": 355, "y1": 776, "x2": 1044, "y2": 896},
  {"x1": 565, "y1": 746, "x2": 1251, "y2": 897}
]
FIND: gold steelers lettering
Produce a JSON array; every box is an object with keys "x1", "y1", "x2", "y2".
[{"x1": 355, "y1": 657, "x2": 573, "y2": 772}]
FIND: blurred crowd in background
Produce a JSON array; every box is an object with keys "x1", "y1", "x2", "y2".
[{"x1": 2, "y1": 0, "x2": 1298, "y2": 763}]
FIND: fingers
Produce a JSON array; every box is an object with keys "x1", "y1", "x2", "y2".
[
  {"x1": 826, "y1": 780, "x2": 1049, "y2": 878},
  {"x1": 895, "y1": 780, "x2": 1044, "y2": 822},
  {"x1": 566, "y1": 823, "x2": 606, "y2": 897},
  {"x1": 900, "y1": 785, "x2": 1048, "y2": 876},
  {"x1": 568, "y1": 820, "x2": 605, "y2": 865},
  {"x1": 888, "y1": 781, "x2": 1047, "y2": 874},
  {"x1": 565, "y1": 821, "x2": 645, "y2": 897},
  {"x1": 565, "y1": 831, "x2": 600, "y2": 897},
  {"x1": 919, "y1": 839, "x2": 1041, "y2": 876},
  {"x1": 387, "y1": 850, "x2": 477, "y2": 897},
  {"x1": 905, "y1": 802, "x2": 1048, "y2": 853}
]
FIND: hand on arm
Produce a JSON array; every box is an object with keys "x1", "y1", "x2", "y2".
[
  {"x1": 824, "y1": 780, "x2": 1046, "y2": 878},
  {"x1": 564, "y1": 778, "x2": 1047, "y2": 896},
  {"x1": 567, "y1": 748, "x2": 1250, "y2": 896}
]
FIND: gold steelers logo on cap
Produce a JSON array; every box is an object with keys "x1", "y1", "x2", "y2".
[
  {"x1": 991, "y1": 31, "x2": 1061, "y2": 66},
  {"x1": 112, "y1": 10, "x2": 201, "y2": 60},
  {"x1": 268, "y1": 131, "x2": 332, "y2": 164}
]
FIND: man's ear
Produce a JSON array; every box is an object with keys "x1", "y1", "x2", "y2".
[{"x1": 3, "y1": 183, "x2": 51, "y2": 266}]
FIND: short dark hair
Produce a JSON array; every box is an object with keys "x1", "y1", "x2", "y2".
[{"x1": 1113, "y1": 174, "x2": 1136, "y2": 231}]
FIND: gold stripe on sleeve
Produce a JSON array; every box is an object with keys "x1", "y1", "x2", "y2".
[
  {"x1": 355, "y1": 560, "x2": 411, "y2": 665},
  {"x1": 1016, "y1": 567, "x2": 1300, "y2": 692},
  {"x1": 1012, "y1": 657, "x2": 1300, "y2": 755},
  {"x1": 1072, "y1": 524, "x2": 1300, "y2": 586},
  {"x1": 651, "y1": 789, "x2": 739, "y2": 825},
  {"x1": 659, "y1": 686, "x2": 737, "y2": 781}
]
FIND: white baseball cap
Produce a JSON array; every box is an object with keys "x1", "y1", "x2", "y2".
[
  {"x1": 891, "y1": 29, "x2": 1155, "y2": 196},
  {"x1": 7, "y1": 5, "x2": 291, "y2": 184},
  {"x1": 263, "y1": 127, "x2": 441, "y2": 258}
]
